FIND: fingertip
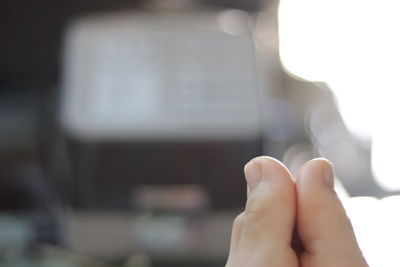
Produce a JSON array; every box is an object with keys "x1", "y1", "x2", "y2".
[
  {"x1": 244, "y1": 156, "x2": 294, "y2": 195},
  {"x1": 297, "y1": 158, "x2": 334, "y2": 188},
  {"x1": 250, "y1": 156, "x2": 293, "y2": 181},
  {"x1": 299, "y1": 158, "x2": 332, "y2": 173}
]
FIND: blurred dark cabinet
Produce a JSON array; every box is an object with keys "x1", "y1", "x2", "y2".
[{"x1": 67, "y1": 139, "x2": 262, "y2": 210}]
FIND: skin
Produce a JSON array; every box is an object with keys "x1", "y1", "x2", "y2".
[{"x1": 225, "y1": 156, "x2": 369, "y2": 267}]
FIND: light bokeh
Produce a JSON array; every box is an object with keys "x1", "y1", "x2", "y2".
[{"x1": 278, "y1": 0, "x2": 400, "y2": 190}]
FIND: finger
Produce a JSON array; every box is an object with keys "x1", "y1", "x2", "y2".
[
  {"x1": 295, "y1": 158, "x2": 368, "y2": 267},
  {"x1": 237, "y1": 156, "x2": 298, "y2": 267}
]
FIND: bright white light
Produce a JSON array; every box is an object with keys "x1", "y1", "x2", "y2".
[
  {"x1": 278, "y1": 0, "x2": 400, "y2": 190},
  {"x1": 371, "y1": 114, "x2": 400, "y2": 190},
  {"x1": 343, "y1": 197, "x2": 379, "y2": 266},
  {"x1": 344, "y1": 196, "x2": 400, "y2": 267}
]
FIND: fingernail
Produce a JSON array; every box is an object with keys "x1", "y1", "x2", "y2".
[
  {"x1": 323, "y1": 161, "x2": 334, "y2": 188},
  {"x1": 245, "y1": 162, "x2": 263, "y2": 193}
]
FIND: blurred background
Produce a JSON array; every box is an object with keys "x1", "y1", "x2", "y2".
[{"x1": 0, "y1": 0, "x2": 399, "y2": 266}]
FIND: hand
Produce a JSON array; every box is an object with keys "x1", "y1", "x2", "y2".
[{"x1": 225, "y1": 157, "x2": 369, "y2": 267}]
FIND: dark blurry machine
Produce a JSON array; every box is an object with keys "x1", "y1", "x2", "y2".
[{"x1": 60, "y1": 9, "x2": 264, "y2": 211}]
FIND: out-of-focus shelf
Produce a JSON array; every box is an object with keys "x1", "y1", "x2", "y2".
[{"x1": 65, "y1": 210, "x2": 235, "y2": 262}]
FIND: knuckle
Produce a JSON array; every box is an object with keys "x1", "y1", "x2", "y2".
[
  {"x1": 233, "y1": 212, "x2": 244, "y2": 228},
  {"x1": 243, "y1": 194, "x2": 272, "y2": 227},
  {"x1": 245, "y1": 193, "x2": 267, "y2": 216}
]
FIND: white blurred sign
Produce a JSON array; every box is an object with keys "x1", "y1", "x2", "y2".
[{"x1": 61, "y1": 10, "x2": 261, "y2": 141}]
